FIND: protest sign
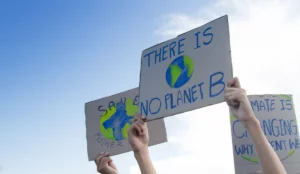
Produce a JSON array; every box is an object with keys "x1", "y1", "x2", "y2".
[
  {"x1": 139, "y1": 15, "x2": 233, "y2": 120},
  {"x1": 85, "y1": 88, "x2": 168, "y2": 161},
  {"x1": 231, "y1": 94, "x2": 300, "y2": 174}
]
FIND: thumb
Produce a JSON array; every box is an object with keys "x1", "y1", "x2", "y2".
[{"x1": 233, "y1": 77, "x2": 241, "y2": 88}]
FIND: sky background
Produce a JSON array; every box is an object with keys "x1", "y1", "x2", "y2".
[{"x1": 1, "y1": 0, "x2": 300, "y2": 174}]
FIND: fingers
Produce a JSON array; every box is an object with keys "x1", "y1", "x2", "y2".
[
  {"x1": 132, "y1": 122, "x2": 142, "y2": 135},
  {"x1": 133, "y1": 115, "x2": 146, "y2": 127},
  {"x1": 224, "y1": 88, "x2": 247, "y2": 106},
  {"x1": 130, "y1": 115, "x2": 147, "y2": 136},
  {"x1": 225, "y1": 91, "x2": 239, "y2": 106},
  {"x1": 227, "y1": 77, "x2": 241, "y2": 88},
  {"x1": 234, "y1": 77, "x2": 241, "y2": 88},
  {"x1": 225, "y1": 77, "x2": 244, "y2": 106},
  {"x1": 227, "y1": 79, "x2": 233, "y2": 88},
  {"x1": 224, "y1": 87, "x2": 236, "y2": 93},
  {"x1": 98, "y1": 157, "x2": 113, "y2": 173},
  {"x1": 101, "y1": 157, "x2": 112, "y2": 165},
  {"x1": 134, "y1": 114, "x2": 147, "y2": 122},
  {"x1": 95, "y1": 152, "x2": 112, "y2": 173},
  {"x1": 137, "y1": 120, "x2": 146, "y2": 136},
  {"x1": 95, "y1": 152, "x2": 109, "y2": 166},
  {"x1": 224, "y1": 88, "x2": 238, "y2": 106},
  {"x1": 108, "y1": 159, "x2": 117, "y2": 170}
]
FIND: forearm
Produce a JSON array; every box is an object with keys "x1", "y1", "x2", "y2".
[
  {"x1": 134, "y1": 149, "x2": 156, "y2": 174},
  {"x1": 245, "y1": 117, "x2": 286, "y2": 174}
]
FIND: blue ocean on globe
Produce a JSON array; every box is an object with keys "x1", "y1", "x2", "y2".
[
  {"x1": 102, "y1": 102, "x2": 132, "y2": 141},
  {"x1": 165, "y1": 55, "x2": 194, "y2": 88}
]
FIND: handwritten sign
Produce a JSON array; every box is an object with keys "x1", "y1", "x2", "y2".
[
  {"x1": 231, "y1": 94, "x2": 300, "y2": 174},
  {"x1": 138, "y1": 15, "x2": 233, "y2": 120},
  {"x1": 85, "y1": 88, "x2": 168, "y2": 161}
]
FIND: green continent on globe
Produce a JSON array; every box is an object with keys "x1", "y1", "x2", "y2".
[
  {"x1": 183, "y1": 55, "x2": 194, "y2": 77},
  {"x1": 121, "y1": 98, "x2": 138, "y2": 139},
  {"x1": 169, "y1": 64, "x2": 182, "y2": 88},
  {"x1": 100, "y1": 105, "x2": 116, "y2": 140},
  {"x1": 99, "y1": 98, "x2": 138, "y2": 141}
]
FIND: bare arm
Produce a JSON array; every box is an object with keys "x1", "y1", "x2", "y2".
[
  {"x1": 225, "y1": 77, "x2": 286, "y2": 174},
  {"x1": 245, "y1": 117, "x2": 286, "y2": 174},
  {"x1": 134, "y1": 149, "x2": 156, "y2": 174},
  {"x1": 129, "y1": 115, "x2": 157, "y2": 174}
]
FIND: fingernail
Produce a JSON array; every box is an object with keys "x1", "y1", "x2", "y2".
[{"x1": 100, "y1": 152, "x2": 104, "y2": 155}]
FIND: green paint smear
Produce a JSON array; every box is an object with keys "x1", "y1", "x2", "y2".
[
  {"x1": 288, "y1": 149, "x2": 295, "y2": 156},
  {"x1": 242, "y1": 150, "x2": 295, "y2": 164},
  {"x1": 121, "y1": 123, "x2": 131, "y2": 139},
  {"x1": 183, "y1": 55, "x2": 194, "y2": 77},
  {"x1": 279, "y1": 94, "x2": 292, "y2": 100},
  {"x1": 241, "y1": 155, "x2": 259, "y2": 163},
  {"x1": 230, "y1": 114, "x2": 236, "y2": 122},
  {"x1": 170, "y1": 64, "x2": 181, "y2": 87}
]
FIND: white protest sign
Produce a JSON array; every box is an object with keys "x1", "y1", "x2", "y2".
[
  {"x1": 231, "y1": 94, "x2": 300, "y2": 174},
  {"x1": 85, "y1": 88, "x2": 168, "y2": 161},
  {"x1": 139, "y1": 15, "x2": 233, "y2": 120}
]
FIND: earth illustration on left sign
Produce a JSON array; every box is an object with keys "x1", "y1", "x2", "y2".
[{"x1": 99, "y1": 98, "x2": 137, "y2": 141}]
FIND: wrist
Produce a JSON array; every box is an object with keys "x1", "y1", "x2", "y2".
[
  {"x1": 134, "y1": 147, "x2": 149, "y2": 158},
  {"x1": 243, "y1": 116, "x2": 260, "y2": 130},
  {"x1": 134, "y1": 148, "x2": 156, "y2": 174}
]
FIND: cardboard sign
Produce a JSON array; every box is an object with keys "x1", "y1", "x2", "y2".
[
  {"x1": 231, "y1": 94, "x2": 300, "y2": 174},
  {"x1": 85, "y1": 88, "x2": 168, "y2": 161},
  {"x1": 139, "y1": 15, "x2": 233, "y2": 120}
]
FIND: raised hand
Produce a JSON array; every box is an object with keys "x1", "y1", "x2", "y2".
[
  {"x1": 224, "y1": 77, "x2": 257, "y2": 126},
  {"x1": 128, "y1": 115, "x2": 156, "y2": 174},
  {"x1": 224, "y1": 77, "x2": 286, "y2": 174},
  {"x1": 95, "y1": 152, "x2": 118, "y2": 174},
  {"x1": 128, "y1": 114, "x2": 149, "y2": 154}
]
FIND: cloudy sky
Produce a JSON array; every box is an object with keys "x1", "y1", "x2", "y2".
[
  {"x1": 130, "y1": 0, "x2": 300, "y2": 173},
  {"x1": 1, "y1": 0, "x2": 300, "y2": 174}
]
